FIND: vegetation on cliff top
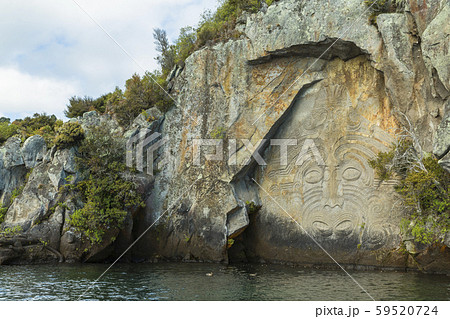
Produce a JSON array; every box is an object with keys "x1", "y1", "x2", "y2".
[
  {"x1": 0, "y1": 114, "x2": 63, "y2": 146},
  {"x1": 63, "y1": 0, "x2": 277, "y2": 128},
  {"x1": 54, "y1": 122, "x2": 85, "y2": 149}
]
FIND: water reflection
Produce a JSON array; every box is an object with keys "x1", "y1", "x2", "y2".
[{"x1": 0, "y1": 263, "x2": 448, "y2": 301}]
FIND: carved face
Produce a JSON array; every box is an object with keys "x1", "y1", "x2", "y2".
[
  {"x1": 261, "y1": 84, "x2": 399, "y2": 248},
  {"x1": 299, "y1": 138, "x2": 376, "y2": 240}
]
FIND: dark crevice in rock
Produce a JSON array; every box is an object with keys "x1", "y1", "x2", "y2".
[{"x1": 248, "y1": 38, "x2": 368, "y2": 65}]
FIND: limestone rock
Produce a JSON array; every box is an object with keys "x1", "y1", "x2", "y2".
[
  {"x1": 377, "y1": 13, "x2": 415, "y2": 113},
  {"x1": 0, "y1": 138, "x2": 27, "y2": 207},
  {"x1": 421, "y1": 4, "x2": 450, "y2": 98},
  {"x1": 2, "y1": 137, "x2": 23, "y2": 169},
  {"x1": 434, "y1": 100, "x2": 450, "y2": 159},
  {"x1": 21, "y1": 135, "x2": 47, "y2": 169},
  {"x1": 226, "y1": 206, "x2": 249, "y2": 238}
]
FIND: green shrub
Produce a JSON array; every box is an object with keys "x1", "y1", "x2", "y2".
[
  {"x1": 370, "y1": 142, "x2": 450, "y2": 245},
  {"x1": 0, "y1": 122, "x2": 18, "y2": 145},
  {"x1": 5, "y1": 113, "x2": 62, "y2": 146},
  {"x1": 65, "y1": 95, "x2": 112, "y2": 118},
  {"x1": 54, "y1": 122, "x2": 85, "y2": 149},
  {"x1": 174, "y1": 27, "x2": 197, "y2": 66},
  {"x1": 113, "y1": 71, "x2": 173, "y2": 127},
  {"x1": 69, "y1": 124, "x2": 145, "y2": 244},
  {"x1": 69, "y1": 175, "x2": 140, "y2": 244},
  {"x1": 196, "y1": 0, "x2": 276, "y2": 48}
]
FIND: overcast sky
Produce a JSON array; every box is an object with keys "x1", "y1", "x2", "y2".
[{"x1": 0, "y1": 0, "x2": 218, "y2": 121}]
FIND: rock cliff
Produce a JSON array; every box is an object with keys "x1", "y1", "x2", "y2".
[{"x1": 1, "y1": 0, "x2": 449, "y2": 272}]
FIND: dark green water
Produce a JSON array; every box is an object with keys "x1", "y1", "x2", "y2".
[{"x1": 0, "y1": 263, "x2": 449, "y2": 301}]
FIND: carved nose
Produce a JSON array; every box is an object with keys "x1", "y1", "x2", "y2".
[{"x1": 323, "y1": 168, "x2": 344, "y2": 208}]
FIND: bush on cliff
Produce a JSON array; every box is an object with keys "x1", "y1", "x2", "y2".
[
  {"x1": 54, "y1": 122, "x2": 85, "y2": 149},
  {"x1": 112, "y1": 71, "x2": 173, "y2": 127},
  {"x1": 0, "y1": 121, "x2": 18, "y2": 145},
  {"x1": 12, "y1": 113, "x2": 63, "y2": 146},
  {"x1": 196, "y1": 0, "x2": 275, "y2": 48},
  {"x1": 69, "y1": 125, "x2": 145, "y2": 244},
  {"x1": 370, "y1": 139, "x2": 450, "y2": 245},
  {"x1": 64, "y1": 95, "x2": 112, "y2": 118}
]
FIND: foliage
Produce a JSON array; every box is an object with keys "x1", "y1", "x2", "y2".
[
  {"x1": 69, "y1": 125, "x2": 145, "y2": 244},
  {"x1": 64, "y1": 94, "x2": 113, "y2": 118},
  {"x1": 2, "y1": 113, "x2": 62, "y2": 146},
  {"x1": 364, "y1": 0, "x2": 407, "y2": 25},
  {"x1": 113, "y1": 71, "x2": 173, "y2": 127},
  {"x1": 0, "y1": 121, "x2": 18, "y2": 145},
  {"x1": 76, "y1": 125, "x2": 124, "y2": 175},
  {"x1": 196, "y1": 0, "x2": 276, "y2": 48},
  {"x1": 54, "y1": 122, "x2": 85, "y2": 149},
  {"x1": 154, "y1": 28, "x2": 176, "y2": 78},
  {"x1": 174, "y1": 27, "x2": 197, "y2": 66},
  {"x1": 0, "y1": 226, "x2": 23, "y2": 238},
  {"x1": 370, "y1": 141, "x2": 450, "y2": 245},
  {"x1": 369, "y1": 140, "x2": 414, "y2": 180}
]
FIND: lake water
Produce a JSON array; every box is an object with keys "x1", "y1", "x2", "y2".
[{"x1": 0, "y1": 263, "x2": 449, "y2": 301}]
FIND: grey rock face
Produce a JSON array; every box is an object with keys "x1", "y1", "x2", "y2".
[
  {"x1": 434, "y1": 100, "x2": 450, "y2": 160},
  {"x1": 2, "y1": 137, "x2": 24, "y2": 169},
  {"x1": 0, "y1": 137, "x2": 27, "y2": 207},
  {"x1": 421, "y1": 3, "x2": 450, "y2": 98},
  {"x1": 376, "y1": 14, "x2": 415, "y2": 113},
  {"x1": 21, "y1": 135, "x2": 47, "y2": 169},
  {"x1": 138, "y1": 0, "x2": 449, "y2": 271}
]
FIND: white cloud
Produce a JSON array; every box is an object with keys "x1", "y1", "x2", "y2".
[
  {"x1": 0, "y1": 0, "x2": 218, "y2": 120},
  {"x1": 0, "y1": 67, "x2": 80, "y2": 120}
]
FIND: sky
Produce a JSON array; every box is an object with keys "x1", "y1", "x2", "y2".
[{"x1": 0, "y1": 0, "x2": 218, "y2": 121}]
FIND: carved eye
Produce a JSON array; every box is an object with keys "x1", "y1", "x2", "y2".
[
  {"x1": 342, "y1": 167, "x2": 361, "y2": 181},
  {"x1": 304, "y1": 169, "x2": 323, "y2": 184}
]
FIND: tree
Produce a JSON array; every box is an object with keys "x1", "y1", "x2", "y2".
[
  {"x1": 153, "y1": 28, "x2": 176, "y2": 77},
  {"x1": 0, "y1": 122, "x2": 18, "y2": 144},
  {"x1": 65, "y1": 96, "x2": 94, "y2": 118},
  {"x1": 174, "y1": 26, "x2": 196, "y2": 65}
]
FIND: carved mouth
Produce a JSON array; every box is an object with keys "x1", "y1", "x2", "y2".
[{"x1": 307, "y1": 210, "x2": 359, "y2": 239}]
